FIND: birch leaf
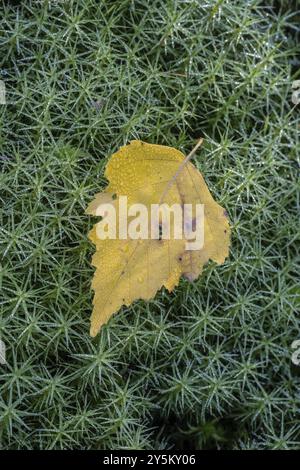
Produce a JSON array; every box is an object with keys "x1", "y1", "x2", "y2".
[{"x1": 86, "y1": 140, "x2": 230, "y2": 336}]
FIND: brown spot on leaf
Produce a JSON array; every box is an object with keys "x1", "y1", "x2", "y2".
[
  {"x1": 182, "y1": 272, "x2": 198, "y2": 282},
  {"x1": 158, "y1": 223, "x2": 163, "y2": 241}
]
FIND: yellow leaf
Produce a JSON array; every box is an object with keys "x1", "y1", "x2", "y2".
[{"x1": 86, "y1": 140, "x2": 230, "y2": 337}]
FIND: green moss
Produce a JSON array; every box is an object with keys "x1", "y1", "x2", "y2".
[{"x1": 0, "y1": 0, "x2": 299, "y2": 450}]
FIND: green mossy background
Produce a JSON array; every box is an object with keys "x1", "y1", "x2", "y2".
[{"x1": 0, "y1": 0, "x2": 299, "y2": 449}]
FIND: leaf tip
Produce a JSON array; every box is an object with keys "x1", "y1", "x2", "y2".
[{"x1": 90, "y1": 324, "x2": 99, "y2": 337}]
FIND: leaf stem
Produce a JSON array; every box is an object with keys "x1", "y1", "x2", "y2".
[{"x1": 160, "y1": 138, "x2": 204, "y2": 204}]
